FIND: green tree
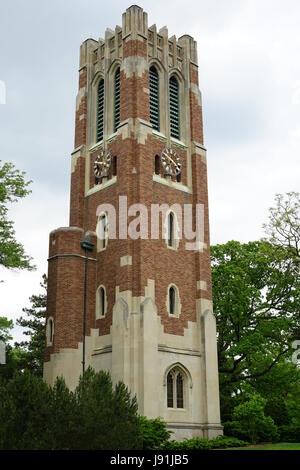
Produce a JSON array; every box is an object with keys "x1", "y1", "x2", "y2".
[
  {"x1": 0, "y1": 316, "x2": 13, "y2": 342},
  {"x1": 15, "y1": 275, "x2": 47, "y2": 376},
  {"x1": 224, "y1": 394, "x2": 279, "y2": 443},
  {"x1": 254, "y1": 361, "x2": 300, "y2": 428},
  {"x1": 74, "y1": 367, "x2": 142, "y2": 450},
  {"x1": 0, "y1": 370, "x2": 53, "y2": 449},
  {"x1": 211, "y1": 239, "x2": 300, "y2": 423},
  {"x1": 212, "y1": 193, "x2": 300, "y2": 433},
  {"x1": 263, "y1": 192, "x2": 299, "y2": 260},
  {"x1": 0, "y1": 317, "x2": 21, "y2": 381},
  {"x1": 212, "y1": 240, "x2": 299, "y2": 386},
  {"x1": 139, "y1": 416, "x2": 172, "y2": 450},
  {"x1": 0, "y1": 368, "x2": 143, "y2": 450},
  {"x1": 0, "y1": 160, "x2": 34, "y2": 273}
]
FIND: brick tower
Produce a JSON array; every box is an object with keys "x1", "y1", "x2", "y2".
[{"x1": 43, "y1": 5, "x2": 222, "y2": 440}]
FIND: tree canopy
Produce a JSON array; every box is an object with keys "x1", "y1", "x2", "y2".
[{"x1": 0, "y1": 160, "x2": 34, "y2": 273}]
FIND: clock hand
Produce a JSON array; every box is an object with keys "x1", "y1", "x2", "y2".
[{"x1": 167, "y1": 155, "x2": 181, "y2": 169}]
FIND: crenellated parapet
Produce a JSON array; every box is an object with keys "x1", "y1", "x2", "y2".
[{"x1": 79, "y1": 5, "x2": 198, "y2": 78}]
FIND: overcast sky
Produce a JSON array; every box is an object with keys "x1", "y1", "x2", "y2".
[{"x1": 0, "y1": 0, "x2": 299, "y2": 342}]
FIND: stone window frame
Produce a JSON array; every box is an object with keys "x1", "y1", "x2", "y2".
[
  {"x1": 46, "y1": 316, "x2": 54, "y2": 347},
  {"x1": 166, "y1": 283, "x2": 182, "y2": 317},
  {"x1": 96, "y1": 284, "x2": 108, "y2": 319},
  {"x1": 164, "y1": 364, "x2": 191, "y2": 410},
  {"x1": 96, "y1": 212, "x2": 109, "y2": 252}
]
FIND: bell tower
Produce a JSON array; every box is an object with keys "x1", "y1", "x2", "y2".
[{"x1": 43, "y1": 5, "x2": 223, "y2": 440}]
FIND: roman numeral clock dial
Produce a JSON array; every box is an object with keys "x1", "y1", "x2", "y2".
[
  {"x1": 93, "y1": 148, "x2": 112, "y2": 179},
  {"x1": 160, "y1": 147, "x2": 182, "y2": 176}
]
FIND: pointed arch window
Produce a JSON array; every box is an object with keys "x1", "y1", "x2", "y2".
[
  {"x1": 167, "y1": 284, "x2": 181, "y2": 317},
  {"x1": 169, "y1": 75, "x2": 180, "y2": 139},
  {"x1": 149, "y1": 66, "x2": 160, "y2": 131},
  {"x1": 46, "y1": 317, "x2": 54, "y2": 346},
  {"x1": 96, "y1": 285, "x2": 107, "y2": 319},
  {"x1": 114, "y1": 68, "x2": 120, "y2": 132},
  {"x1": 169, "y1": 286, "x2": 176, "y2": 315},
  {"x1": 49, "y1": 319, "x2": 54, "y2": 343},
  {"x1": 96, "y1": 79, "x2": 104, "y2": 142},
  {"x1": 167, "y1": 368, "x2": 185, "y2": 409}
]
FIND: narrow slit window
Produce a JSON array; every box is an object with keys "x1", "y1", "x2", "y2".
[
  {"x1": 114, "y1": 68, "x2": 120, "y2": 132},
  {"x1": 49, "y1": 319, "x2": 53, "y2": 343},
  {"x1": 113, "y1": 156, "x2": 117, "y2": 176},
  {"x1": 96, "y1": 79, "x2": 104, "y2": 142},
  {"x1": 168, "y1": 212, "x2": 174, "y2": 247},
  {"x1": 169, "y1": 75, "x2": 180, "y2": 139},
  {"x1": 150, "y1": 66, "x2": 160, "y2": 131}
]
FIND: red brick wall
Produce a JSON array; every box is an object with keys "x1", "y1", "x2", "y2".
[
  {"x1": 46, "y1": 33, "x2": 213, "y2": 359},
  {"x1": 44, "y1": 228, "x2": 96, "y2": 361}
]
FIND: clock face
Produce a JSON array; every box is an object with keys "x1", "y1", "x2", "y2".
[
  {"x1": 93, "y1": 149, "x2": 112, "y2": 179},
  {"x1": 160, "y1": 147, "x2": 182, "y2": 176}
]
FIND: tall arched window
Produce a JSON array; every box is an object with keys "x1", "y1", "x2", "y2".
[
  {"x1": 167, "y1": 368, "x2": 186, "y2": 409},
  {"x1": 169, "y1": 286, "x2": 176, "y2": 315},
  {"x1": 169, "y1": 75, "x2": 180, "y2": 139},
  {"x1": 149, "y1": 66, "x2": 159, "y2": 131},
  {"x1": 46, "y1": 317, "x2": 54, "y2": 346},
  {"x1": 96, "y1": 79, "x2": 104, "y2": 142},
  {"x1": 167, "y1": 284, "x2": 181, "y2": 317},
  {"x1": 168, "y1": 212, "x2": 174, "y2": 247},
  {"x1": 49, "y1": 318, "x2": 54, "y2": 343},
  {"x1": 96, "y1": 285, "x2": 107, "y2": 319},
  {"x1": 114, "y1": 68, "x2": 120, "y2": 132}
]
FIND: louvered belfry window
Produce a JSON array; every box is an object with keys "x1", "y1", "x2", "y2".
[
  {"x1": 96, "y1": 79, "x2": 104, "y2": 142},
  {"x1": 149, "y1": 66, "x2": 160, "y2": 131},
  {"x1": 114, "y1": 68, "x2": 120, "y2": 132},
  {"x1": 169, "y1": 75, "x2": 180, "y2": 139}
]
